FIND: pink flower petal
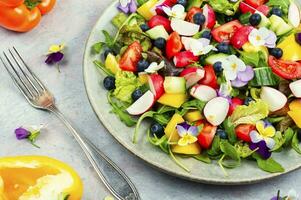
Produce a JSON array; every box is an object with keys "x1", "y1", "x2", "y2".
[{"x1": 237, "y1": 65, "x2": 254, "y2": 82}]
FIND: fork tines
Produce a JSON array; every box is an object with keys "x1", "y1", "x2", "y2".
[{"x1": 0, "y1": 47, "x2": 46, "y2": 101}]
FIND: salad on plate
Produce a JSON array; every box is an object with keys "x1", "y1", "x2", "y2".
[{"x1": 92, "y1": 0, "x2": 301, "y2": 174}]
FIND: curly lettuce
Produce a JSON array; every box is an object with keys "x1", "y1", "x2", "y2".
[{"x1": 208, "y1": 0, "x2": 242, "y2": 16}]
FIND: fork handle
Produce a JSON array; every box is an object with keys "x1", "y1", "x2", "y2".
[{"x1": 48, "y1": 106, "x2": 140, "y2": 200}]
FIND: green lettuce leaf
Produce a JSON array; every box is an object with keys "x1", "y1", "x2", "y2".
[
  {"x1": 229, "y1": 100, "x2": 269, "y2": 126},
  {"x1": 266, "y1": 0, "x2": 290, "y2": 14},
  {"x1": 113, "y1": 70, "x2": 141, "y2": 103},
  {"x1": 208, "y1": 0, "x2": 242, "y2": 16}
]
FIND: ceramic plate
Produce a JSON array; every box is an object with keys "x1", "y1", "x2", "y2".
[{"x1": 83, "y1": 0, "x2": 301, "y2": 184}]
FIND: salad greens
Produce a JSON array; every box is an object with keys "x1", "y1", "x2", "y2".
[{"x1": 92, "y1": 0, "x2": 301, "y2": 176}]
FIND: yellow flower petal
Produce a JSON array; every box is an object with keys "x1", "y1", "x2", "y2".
[
  {"x1": 187, "y1": 135, "x2": 198, "y2": 144},
  {"x1": 256, "y1": 121, "x2": 265, "y2": 135},
  {"x1": 262, "y1": 126, "x2": 276, "y2": 137},
  {"x1": 48, "y1": 44, "x2": 65, "y2": 53},
  {"x1": 178, "y1": 137, "x2": 189, "y2": 146}
]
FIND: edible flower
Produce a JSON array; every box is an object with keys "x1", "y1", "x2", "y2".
[
  {"x1": 248, "y1": 27, "x2": 277, "y2": 48},
  {"x1": 249, "y1": 120, "x2": 276, "y2": 159},
  {"x1": 162, "y1": 4, "x2": 186, "y2": 19},
  {"x1": 145, "y1": 61, "x2": 165, "y2": 73},
  {"x1": 231, "y1": 65, "x2": 255, "y2": 88},
  {"x1": 117, "y1": 0, "x2": 137, "y2": 14},
  {"x1": 15, "y1": 124, "x2": 45, "y2": 148},
  {"x1": 45, "y1": 44, "x2": 65, "y2": 71},
  {"x1": 187, "y1": 38, "x2": 216, "y2": 56},
  {"x1": 271, "y1": 189, "x2": 299, "y2": 200},
  {"x1": 176, "y1": 122, "x2": 198, "y2": 146},
  {"x1": 222, "y1": 55, "x2": 246, "y2": 81},
  {"x1": 218, "y1": 80, "x2": 232, "y2": 103}
]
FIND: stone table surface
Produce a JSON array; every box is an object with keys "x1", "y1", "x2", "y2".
[{"x1": 0, "y1": 0, "x2": 300, "y2": 199}]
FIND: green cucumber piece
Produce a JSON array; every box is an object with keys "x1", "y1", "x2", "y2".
[
  {"x1": 205, "y1": 53, "x2": 228, "y2": 65},
  {"x1": 146, "y1": 25, "x2": 169, "y2": 40},
  {"x1": 256, "y1": 11, "x2": 271, "y2": 28},
  {"x1": 249, "y1": 67, "x2": 280, "y2": 86},
  {"x1": 269, "y1": 15, "x2": 293, "y2": 36},
  {"x1": 164, "y1": 77, "x2": 186, "y2": 94}
]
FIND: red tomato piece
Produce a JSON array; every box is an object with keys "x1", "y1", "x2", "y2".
[
  {"x1": 235, "y1": 124, "x2": 256, "y2": 142},
  {"x1": 228, "y1": 97, "x2": 244, "y2": 116},
  {"x1": 186, "y1": 7, "x2": 203, "y2": 23},
  {"x1": 119, "y1": 41, "x2": 142, "y2": 72},
  {"x1": 198, "y1": 65, "x2": 218, "y2": 89},
  {"x1": 245, "y1": 0, "x2": 266, "y2": 8},
  {"x1": 268, "y1": 56, "x2": 301, "y2": 80},
  {"x1": 230, "y1": 26, "x2": 254, "y2": 49},
  {"x1": 211, "y1": 20, "x2": 243, "y2": 43},
  {"x1": 197, "y1": 122, "x2": 217, "y2": 149},
  {"x1": 256, "y1": 5, "x2": 270, "y2": 16},
  {"x1": 166, "y1": 32, "x2": 183, "y2": 59},
  {"x1": 239, "y1": 2, "x2": 257, "y2": 14},
  {"x1": 148, "y1": 15, "x2": 172, "y2": 32},
  {"x1": 173, "y1": 51, "x2": 199, "y2": 68}
]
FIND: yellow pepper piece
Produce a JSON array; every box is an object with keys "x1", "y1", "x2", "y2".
[
  {"x1": 289, "y1": 99, "x2": 301, "y2": 111},
  {"x1": 164, "y1": 113, "x2": 185, "y2": 142},
  {"x1": 158, "y1": 93, "x2": 188, "y2": 108},
  {"x1": 0, "y1": 156, "x2": 83, "y2": 200},
  {"x1": 288, "y1": 100, "x2": 301, "y2": 128},
  {"x1": 105, "y1": 53, "x2": 120, "y2": 74},
  {"x1": 137, "y1": 0, "x2": 158, "y2": 20},
  {"x1": 184, "y1": 110, "x2": 203, "y2": 122},
  {"x1": 242, "y1": 42, "x2": 269, "y2": 61},
  {"x1": 277, "y1": 34, "x2": 301, "y2": 61},
  {"x1": 171, "y1": 143, "x2": 202, "y2": 155}
]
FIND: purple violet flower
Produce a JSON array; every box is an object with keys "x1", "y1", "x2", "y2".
[
  {"x1": 249, "y1": 140, "x2": 271, "y2": 160},
  {"x1": 231, "y1": 65, "x2": 254, "y2": 88},
  {"x1": 15, "y1": 127, "x2": 30, "y2": 140},
  {"x1": 118, "y1": 0, "x2": 137, "y2": 14},
  {"x1": 45, "y1": 52, "x2": 64, "y2": 65}
]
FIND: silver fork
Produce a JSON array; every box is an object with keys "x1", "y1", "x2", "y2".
[{"x1": 0, "y1": 47, "x2": 140, "y2": 200}]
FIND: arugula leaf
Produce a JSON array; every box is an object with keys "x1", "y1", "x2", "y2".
[
  {"x1": 219, "y1": 140, "x2": 241, "y2": 168},
  {"x1": 266, "y1": 0, "x2": 290, "y2": 14},
  {"x1": 207, "y1": 136, "x2": 222, "y2": 157},
  {"x1": 182, "y1": 99, "x2": 206, "y2": 110},
  {"x1": 208, "y1": 0, "x2": 242, "y2": 16},
  {"x1": 235, "y1": 142, "x2": 254, "y2": 158},
  {"x1": 271, "y1": 131, "x2": 285, "y2": 152},
  {"x1": 223, "y1": 118, "x2": 237, "y2": 144},
  {"x1": 229, "y1": 100, "x2": 269, "y2": 126},
  {"x1": 91, "y1": 42, "x2": 105, "y2": 54},
  {"x1": 112, "y1": 13, "x2": 128, "y2": 28},
  {"x1": 107, "y1": 92, "x2": 136, "y2": 127},
  {"x1": 277, "y1": 116, "x2": 295, "y2": 132},
  {"x1": 283, "y1": 128, "x2": 295, "y2": 147},
  {"x1": 153, "y1": 113, "x2": 172, "y2": 125},
  {"x1": 93, "y1": 60, "x2": 115, "y2": 76},
  {"x1": 168, "y1": 146, "x2": 190, "y2": 172},
  {"x1": 137, "y1": 0, "x2": 148, "y2": 6},
  {"x1": 194, "y1": 154, "x2": 212, "y2": 164},
  {"x1": 292, "y1": 132, "x2": 301, "y2": 154},
  {"x1": 133, "y1": 111, "x2": 156, "y2": 143},
  {"x1": 253, "y1": 153, "x2": 285, "y2": 173}
]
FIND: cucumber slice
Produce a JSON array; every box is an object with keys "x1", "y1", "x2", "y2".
[
  {"x1": 205, "y1": 53, "x2": 228, "y2": 65},
  {"x1": 249, "y1": 67, "x2": 280, "y2": 86},
  {"x1": 256, "y1": 11, "x2": 271, "y2": 28},
  {"x1": 164, "y1": 77, "x2": 186, "y2": 94},
  {"x1": 146, "y1": 25, "x2": 169, "y2": 40},
  {"x1": 269, "y1": 15, "x2": 293, "y2": 36},
  {"x1": 187, "y1": 0, "x2": 203, "y2": 10}
]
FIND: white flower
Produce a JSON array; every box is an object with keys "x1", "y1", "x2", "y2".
[
  {"x1": 119, "y1": 0, "x2": 131, "y2": 7},
  {"x1": 248, "y1": 27, "x2": 277, "y2": 48},
  {"x1": 145, "y1": 61, "x2": 165, "y2": 73},
  {"x1": 182, "y1": 37, "x2": 216, "y2": 56},
  {"x1": 286, "y1": 189, "x2": 299, "y2": 200},
  {"x1": 218, "y1": 80, "x2": 232, "y2": 97},
  {"x1": 222, "y1": 55, "x2": 246, "y2": 81},
  {"x1": 162, "y1": 4, "x2": 186, "y2": 19}
]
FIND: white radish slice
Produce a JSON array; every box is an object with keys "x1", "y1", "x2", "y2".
[
  {"x1": 289, "y1": 79, "x2": 301, "y2": 98},
  {"x1": 204, "y1": 97, "x2": 229, "y2": 126},
  {"x1": 171, "y1": 18, "x2": 200, "y2": 36},
  {"x1": 288, "y1": 1, "x2": 301, "y2": 28},
  {"x1": 190, "y1": 85, "x2": 217, "y2": 102},
  {"x1": 260, "y1": 87, "x2": 287, "y2": 112},
  {"x1": 126, "y1": 91, "x2": 155, "y2": 115}
]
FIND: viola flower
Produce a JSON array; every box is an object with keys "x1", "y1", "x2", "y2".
[
  {"x1": 231, "y1": 65, "x2": 255, "y2": 88},
  {"x1": 14, "y1": 124, "x2": 45, "y2": 148},
  {"x1": 222, "y1": 55, "x2": 247, "y2": 81},
  {"x1": 162, "y1": 4, "x2": 186, "y2": 19},
  {"x1": 249, "y1": 140, "x2": 271, "y2": 159},
  {"x1": 218, "y1": 80, "x2": 232, "y2": 103},
  {"x1": 270, "y1": 189, "x2": 299, "y2": 200},
  {"x1": 248, "y1": 27, "x2": 277, "y2": 48},
  {"x1": 45, "y1": 44, "x2": 65, "y2": 71},
  {"x1": 176, "y1": 122, "x2": 198, "y2": 146},
  {"x1": 117, "y1": 0, "x2": 137, "y2": 14},
  {"x1": 145, "y1": 61, "x2": 165, "y2": 73},
  {"x1": 186, "y1": 38, "x2": 216, "y2": 56}
]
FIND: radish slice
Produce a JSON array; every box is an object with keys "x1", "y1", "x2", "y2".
[
  {"x1": 260, "y1": 87, "x2": 287, "y2": 112},
  {"x1": 289, "y1": 79, "x2": 301, "y2": 98},
  {"x1": 288, "y1": 1, "x2": 301, "y2": 28},
  {"x1": 204, "y1": 97, "x2": 229, "y2": 126},
  {"x1": 126, "y1": 91, "x2": 155, "y2": 115},
  {"x1": 170, "y1": 18, "x2": 200, "y2": 36},
  {"x1": 190, "y1": 85, "x2": 217, "y2": 102}
]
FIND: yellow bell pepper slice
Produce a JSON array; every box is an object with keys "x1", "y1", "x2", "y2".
[
  {"x1": 277, "y1": 34, "x2": 301, "y2": 61},
  {"x1": 0, "y1": 156, "x2": 83, "y2": 200},
  {"x1": 288, "y1": 100, "x2": 301, "y2": 128},
  {"x1": 137, "y1": 0, "x2": 158, "y2": 20}
]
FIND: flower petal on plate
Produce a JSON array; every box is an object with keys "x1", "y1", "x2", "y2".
[
  {"x1": 265, "y1": 137, "x2": 275, "y2": 149},
  {"x1": 187, "y1": 126, "x2": 198, "y2": 137},
  {"x1": 263, "y1": 126, "x2": 276, "y2": 138},
  {"x1": 198, "y1": 38, "x2": 211, "y2": 46},
  {"x1": 187, "y1": 135, "x2": 198, "y2": 144},
  {"x1": 162, "y1": 6, "x2": 172, "y2": 16},
  {"x1": 129, "y1": 0, "x2": 137, "y2": 13},
  {"x1": 176, "y1": 125, "x2": 187, "y2": 137},
  {"x1": 178, "y1": 137, "x2": 189, "y2": 146},
  {"x1": 250, "y1": 130, "x2": 263, "y2": 143},
  {"x1": 248, "y1": 29, "x2": 265, "y2": 47},
  {"x1": 231, "y1": 78, "x2": 248, "y2": 88},
  {"x1": 256, "y1": 120, "x2": 266, "y2": 136},
  {"x1": 224, "y1": 69, "x2": 238, "y2": 81},
  {"x1": 237, "y1": 65, "x2": 254, "y2": 82},
  {"x1": 15, "y1": 127, "x2": 30, "y2": 140}
]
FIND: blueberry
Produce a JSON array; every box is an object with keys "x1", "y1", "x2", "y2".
[
  {"x1": 103, "y1": 76, "x2": 115, "y2": 90},
  {"x1": 297, "y1": 129, "x2": 301, "y2": 141},
  {"x1": 140, "y1": 23, "x2": 150, "y2": 32},
  {"x1": 193, "y1": 13, "x2": 206, "y2": 25},
  {"x1": 154, "y1": 37, "x2": 166, "y2": 50},
  {"x1": 244, "y1": 97, "x2": 254, "y2": 106},
  {"x1": 103, "y1": 49, "x2": 114, "y2": 59},
  {"x1": 249, "y1": 13, "x2": 261, "y2": 26},
  {"x1": 177, "y1": 0, "x2": 187, "y2": 7},
  {"x1": 216, "y1": 42, "x2": 230, "y2": 54},
  {"x1": 150, "y1": 123, "x2": 165, "y2": 138},
  {"x1": 224, "y1": 15, "x2": 235, "y2": 23},
  {"x1": 132, "y1": 89, "x2": 143, "y2": 101},
  {"x1": 213, "y1": 61, "x2": 223, "y2": 73},
  {"x1": 137, "y1": 60, "x2": 150, "y2": 72},
  {"x1": 270, "y1": 7, "x2": 282, "y2": 17},
  {"x1": 269, "y1": 48, "x2": 283, "y2": 59},
  {"x1": 201, "y1": 30, "x2": 212, "y2": 40},
  {"x1": 217, "y1": 129, "x2": 228, "y2": 139}
]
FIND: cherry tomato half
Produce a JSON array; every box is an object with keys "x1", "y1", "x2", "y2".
[
  {"x1": 119, "y1": 41, "x2": 142, "y2": 72},
  {"x1": 198, "y1": 65, "x2": 218, "y2": 89},
  {"x1": 197, "y1": 122, "x2": 217, "y2": 149},
  {"x1": 211, "y1": 20, "x2": 243, "y2": 43},
  {"x1": 166, "y1": 32, "x2": 183, "y2": 59},
  {"x1": 235, "y1": 124, "x2": 256, "y2": 142},
  {"x1": 268, "y1": 56, "x2": 301, "y2": 80},
  {"x1": 230, "y1": 26, "x2": 254, "y2": 49}
]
